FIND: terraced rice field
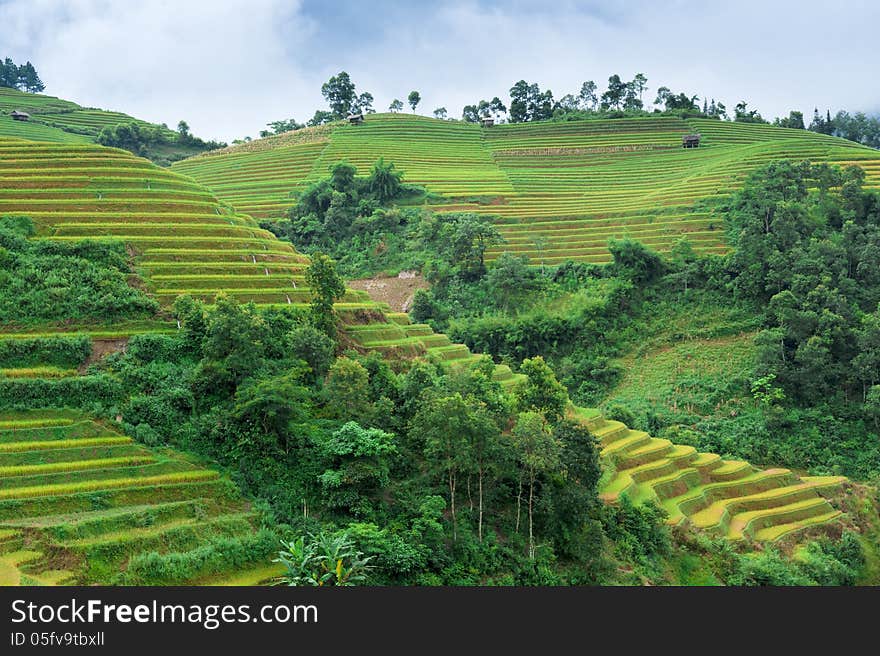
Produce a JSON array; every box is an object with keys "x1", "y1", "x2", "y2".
[
  {"x1": 0, "y1": 133, "x2": 503, "y2": 372},
  {"x1": 583, "y1": 413, "x2": 846, "y2": 542},
  {"x1": 174, "y1": 113, "x2": 880, "y2": 264},
  {"x1": 0, "y1": 122, "x2": 852, "y2": 587},
  {"x1": 0, "y1": 412, "x2": 282, "y2": 585}
]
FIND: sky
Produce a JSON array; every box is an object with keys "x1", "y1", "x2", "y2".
[{"x1": 1, "y1": 0, "x2": 878, "y2": 142}]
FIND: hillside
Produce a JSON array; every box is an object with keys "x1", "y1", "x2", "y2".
[
  {"x1": 0, "y1": 410, "x2": 281, "y2": 586},
  {"x1": 173, "y1": 113, "x2": 880, "y2": 264},
  {"x1": 0, "y1": 88, "x2": 218, "y2": 163},
  {"x1": 0, "y1": 88, "x2": 174, "y2": 143},
  {"x1": 0, "y1": 130, "x2": 862, "y2": 589}
]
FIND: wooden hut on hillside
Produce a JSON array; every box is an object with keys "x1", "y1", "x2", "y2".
[
  {"x1": 10, "y1": 110, "x2": 30, "y2": 121},
  {"x1": 348, "y1": 113, "x2": 364, "y2": 125},
  {"x1": 682, "y1": 133, "x2": 701, "y2": 148},
  {"x1": 481, "y1": 116, "x2": 495, "y2": 127}
]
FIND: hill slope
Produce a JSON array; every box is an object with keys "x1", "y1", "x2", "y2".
[
  {"x1": 0, "y1": 88, "x2": 176, "y2": 144},
  {"x1": 0, "y1": 410, "x2": 283, "y2": 586},
  {"x1": 172, "y1": 113, "x2": 880, "y2": 264},
  {"x1": 0, "y1": 133, "x2": 853, "y2": 579}
]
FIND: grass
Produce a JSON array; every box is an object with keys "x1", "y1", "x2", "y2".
[{"x1": 604, "y1": 331, "x2": 757, "y2": 418}]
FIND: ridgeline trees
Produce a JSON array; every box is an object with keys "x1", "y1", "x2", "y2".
[
  {"x1": 96, "y1": 120, "x2": 224, "y2": 164},
  {"x1": 311, "y1": 71, "x2": 376, "y2": 126},
  {"x1": 260, "y1": 118, "x2": 305, "y2": 138},
  {"x1": 734, "y1": 101, "x2": 767, "y2": 123},
  {"x1": 321, "y1": 71, "x2": 358, "y2": 119},
  {"x1": 774, "y1": 111, "x2": 805, "y2": 129},
  {"x1": 0, "y1": 57, "x2": 44, "y2": 92}
]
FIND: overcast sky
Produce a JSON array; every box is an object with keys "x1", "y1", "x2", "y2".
[{"x1": 1, "y1": 0, "x2": 878, "y2": 142}]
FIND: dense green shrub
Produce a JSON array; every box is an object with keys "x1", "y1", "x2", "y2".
[
  {"x1": 0, "y1": 216, "x2": 158, "y2": 324},
  {"x1": 0, "y1": 335, "x2": 91, "y2": 368},
  {"x1": 0, "y1": 375, "x2": 123, "y2": 408}
]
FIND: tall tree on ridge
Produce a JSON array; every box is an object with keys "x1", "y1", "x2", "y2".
[
  {"x1": 632, "y1": 72, "x2": 648, "y2": 104},
  {"x1": 322, "y1": 71, "x2": 358, "y2": 119},
  {"x1": 579, "y1": 80, "x2": 597, "y2": 110},
  {"x1": 407, "y1": 90, "x2": 421, "y2": 113}
]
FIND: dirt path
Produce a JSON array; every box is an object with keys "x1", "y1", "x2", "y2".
[{"x1": 347, "y1": 272, "x2": 429, "y2": 313}]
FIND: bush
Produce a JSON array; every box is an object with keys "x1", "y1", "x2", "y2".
[
  {"x1": 0, "y1": 375, "x2": 123, "y2": 409},
  {"x1": 0, "y1": 335, "x2": 91, "y2": 368},
  {"x1": 0, "y1": 216, "x2": 158, "y2": 324}
]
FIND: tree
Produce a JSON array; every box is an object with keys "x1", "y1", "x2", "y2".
[
  {"x1": 734, "y1": 101, "x2": 767, "y2": 123},
  {"x1": 355, "y1": 92, "x2": 374, "y2": 114},
  {"x1": 305, "y1": 252, "x2": 346, "y2": 337},
  {"x1": 485, "y1": 252, "x2": 540, "y2": 312},
  {"x1": 265, "y1": 118, "x2": 304, "y2": 135},
  {"x1": 600, "y1": 74, "x2": 627, "y2": 110},
  {"x1": 287, "y1": 323, "x2": 335, "y2": 382},
  {"x1": 774, "y1": 111, "x2": 805, "y2": 129},
  {"x1": 433, "y1": 107, "x2": 448, "y2": 120},
  {"x1": 632, "y1": 73, "x2": 648, "y2": 104},
  {"x1": 369, "y1": 157, "x2": 403, "y2": 202},
  {"x1": 461, "y1": 105, "x2": 479, "y2": 123},
  {"x1": 307, "y1": 110, "x2": 335, "y2": 127},
  {"x1": 512, "y1": 412, "x2": 562, "y2": 559},
  {"x1": 439, "y1": 214, "x2": 504, "y2": 279},
  {"x1": 15, "y1": 61, "x2": 43, "y2": 93},
  {"x1": 199, "y1": 294, "x2": 269, "y2": 390},
  {"x1": 557, "y1": 94, "x2": 579, "y2": 112},
  {"x1": 0, "y1": 58, "x2": 17, "y2": 88},
  {"x1": 488, "y1": 96, "x2": 507, "y2": 119},
  {"x1": 407, "y1": 90, "x2": 421, "y2": 113},
  {"x1": 513, "y1": 356, "x2": 569, "y2": 423},
  {"x1": 509, "y1": 80, "x2": 530, "y2": 122},
  {"x1": 324, "y1": 357, "x2": 373, "y2": 422},
  {"x1": 389, "y1": 99, "x2": 403, "y2": 113},
  {"x1": 578, "y1": 80, "x2": 597, "y2": 110},
  {"x1": 654, "y1": 86, "x2": 671, "y2": 107},
  {"x1": 411, "y1": 393, "x2": 474, "y2": 540},
  {"x1": 316, "y1": 421, "x2": 397, "y2": 516},
  {"x1": 667, "y1": 237, "x2": 699, "y2": 295},
  {"x1": 548, "y1": 420, "x2": 602, "y2": 559},
  {"x1": 608, "y1": 238, "x2": 666, "y2": 284},
  {"x1": 622, "y1": 81, "x2": 642, "y2": 111},
  {"x1": 321, "y1": 71, "x2": 358, "y2": 119},
  {"x1": 508, "y1": 80, "x2": 553, "y2": 122},
  {"x1": 232, "y1": 371, "x2": 311, "y2": 456}
]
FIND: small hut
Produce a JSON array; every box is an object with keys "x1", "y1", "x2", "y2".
[
  {"x1": 682, "y1": 133, "x2": 701, "y2": 148},
  {"x1": 10, "y1": 110, "x2": 30, "y2": 122},
  {"x1": 481, "y1": 116, "x2": 495, "y2": 128},
  {"x1": 348, "y1": 113, "x2": 364, "y2": 125}
]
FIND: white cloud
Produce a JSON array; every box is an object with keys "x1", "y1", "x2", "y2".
[
  {"x1": 1, "y1": 0, "x2": 320, "y2": 140},
  {"x1": 1, "y1": 0, "x2": 877, "y2": 141}
]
